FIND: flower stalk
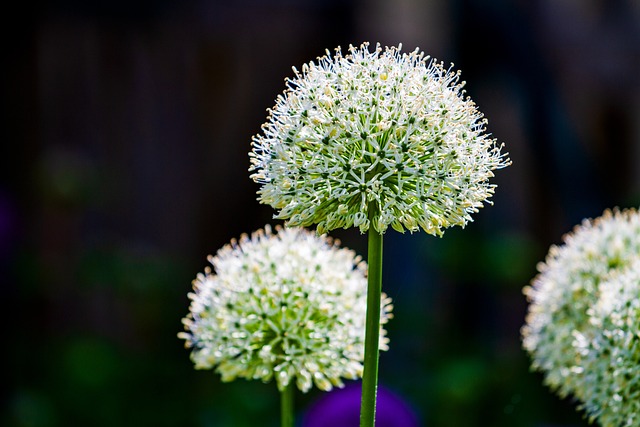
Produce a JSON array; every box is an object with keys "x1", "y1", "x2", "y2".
[
  {"x1": 281, "y1": 383, "x2": 294, "y2": 427},
  {"x1": 360, "y1": 205, "x2": 384, "y2": 427}
]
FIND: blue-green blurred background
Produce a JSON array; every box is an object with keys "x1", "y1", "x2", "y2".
[{"x1": 3, "y1": 1, "x2": 639, "y2": 426}]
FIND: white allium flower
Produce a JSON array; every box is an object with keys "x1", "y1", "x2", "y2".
[
  {"x1": 179, "y1": 225, "x2": 393, "y2": 393},
  {"x1": 250, "y1": 42, "x2": 509, "y2": 235},
  {"x1": 522, "y1": 208, "x2": 640, "y2": 425},
  {"x1": 582, "y1": 260, "x2": 640, "y2": 427}
]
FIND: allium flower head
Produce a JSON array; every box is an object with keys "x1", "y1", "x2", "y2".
[
  {"x1": 179, "y1": 225, "x2": 393, "y2": 393},
  {"x1": 522, "y1": 208, "x2": 640, "y2": 425},
  {"x1": 250, "y1": 42, "x2": 509, "y2": 235},
  {"x1": 582, "y1": 260, "x2": 640, "y2": 426}
]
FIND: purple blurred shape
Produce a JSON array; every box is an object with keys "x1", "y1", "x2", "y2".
[{"x1": 303, "y1": 382, "x2": 420, "y2": 427}]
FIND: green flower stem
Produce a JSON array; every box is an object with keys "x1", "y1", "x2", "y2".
[
  {"x1": 360, "y1": 215, "x2": 384, "y2": 427},
  {"x1": 281, "y1": 383, "x2": 294, "y2": 427}
]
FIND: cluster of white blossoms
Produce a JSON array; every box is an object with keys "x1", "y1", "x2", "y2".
[
  {"x1": 179, "y1": 225, "x2": 393, "y2": 393},
  {"x1": 250, "y1": 42, "x2": 509, "y2": 235},
  {"x1": 522, "y1": 208, "x2": 640, "y2": 426},
  {"x1": 583, "y1": 260, "x2": 640, "y2": 426}
]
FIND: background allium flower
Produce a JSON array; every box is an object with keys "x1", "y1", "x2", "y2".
[
  {"x1": 581, "y1": 260, "x2": 640, "y2": 426},
  {"x1": 250, "y1": 42, "x2": 509, "y2": 235},
  {"x1": 179, "y1": 225, "x2": 393, "y2": 393},
  {"x1": 522, "y1": 208, "x2": 640, "y2": 425}
]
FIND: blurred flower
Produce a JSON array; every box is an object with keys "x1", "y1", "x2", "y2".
[
  {"x1": 250, "y1": 42, "x2": 509, "y2": 235},
  {"x1": 522, "y1": 208, "x2": 640, "y2": 425},
  {"x1": 303, "y1": 382, "x2": 419, "y2": 427},
  {"x1": 580, "y1": 260, "x2": 640, "y2": 427},
  {"x1": 179, "y1": 225, "x2": 393, "y2": 393}
]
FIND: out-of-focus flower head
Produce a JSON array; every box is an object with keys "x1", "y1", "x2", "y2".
[
  {"x1": 179, "y1": 225, "x2": 393, "y2": 393},
  {"x1": 578, "y1": 259, "x2": 640, "y2": 426},
  {"x1": 250, "y1": 42, "x2": 509, "y2": 235},
  {"x1": 522, "y1": 208, "x2": 640, "y2": 426}
]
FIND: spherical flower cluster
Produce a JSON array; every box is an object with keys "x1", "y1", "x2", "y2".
[
  {"x1": 522, "y1": 208, "x2": 640, "y2": 426},
  {"x1": 582, "y1": 261, "x2": 640, "y2": 426},
  {"x1": 179, "y1": 225, "x2": 393, "y2": 393},
  {"x1": 250, "y1": 42, "x2": 509, "y2": 235}
]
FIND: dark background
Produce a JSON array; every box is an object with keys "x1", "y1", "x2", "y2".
[{"x1": 3, "y1": 0, "x2": 639, "y2": 426}]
